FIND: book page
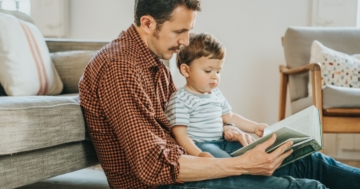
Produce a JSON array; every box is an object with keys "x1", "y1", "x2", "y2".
[
  {"x1": 231, "y1": 127, "x2": 309, "y2": 157},
  {"x1": 266, "y1": 137, "x2": 312, "y2": 153},
  {"x1": 264, "y1": 106, "x2": 318, "y2": 138}
]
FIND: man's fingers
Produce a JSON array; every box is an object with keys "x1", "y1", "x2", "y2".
[
  {"x1": 245, "y1": 134, "x2": 255, "y2": 144},
  {"x1": 268, "y1": 140, "x2": 293, "y2": 160},
  {"x1": 236, "y1": 133, "x2": 249, "y2": 146},
  {"x1": 257, "y1": 134, "x2": 277, "y2": 150},
  {"x1": 271, "y1": 148, "x2": 293, "y2": 170}
]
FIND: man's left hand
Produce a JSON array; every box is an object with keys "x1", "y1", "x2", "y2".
[{"x1": 223, "y1": 126, "x2": 256, "y2": 146}]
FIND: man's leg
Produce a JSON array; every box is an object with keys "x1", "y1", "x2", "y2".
[
  {"x1": 159, "y1": 142, "x2": 328, "y2": 189},
  {"x1": 157, "y1": 174, "x2": 326, "y2": 189},
  {"x1": 274, "y1": 152, "x2": 360, "y2": 188}
]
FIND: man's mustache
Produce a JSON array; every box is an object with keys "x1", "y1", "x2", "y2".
[{"x1": 169, "y1": 46, "x2": 181, "y2": 51}]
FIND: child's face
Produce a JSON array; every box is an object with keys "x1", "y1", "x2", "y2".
[{"x1": 183, "y1": 56, "x2": 224, "y2": 94}]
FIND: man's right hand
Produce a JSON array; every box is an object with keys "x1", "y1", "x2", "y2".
[{"x1": 235, "y1": 134, "x2": 293, "y2": 176}]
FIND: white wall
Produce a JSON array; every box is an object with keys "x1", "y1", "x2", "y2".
[
  {"x1": 66, "y1": 0, "x2": 360, "y2": 160},
  {"x1": 68, "y1": 0, "x2": 312, "y2": 125},
  {"x1": 69, "y1": 0, "x2": 134, "y2": 40}
]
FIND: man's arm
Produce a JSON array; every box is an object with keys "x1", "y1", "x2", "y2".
[
  {"x1": 172, "y1": 125, "x2": 214, "y2": 158},
  {"x1": 177, "y1": 134, "x2": 293, "y2": 181}
]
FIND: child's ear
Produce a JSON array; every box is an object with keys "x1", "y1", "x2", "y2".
[{"x1": 180, "y1": 64, "x2": 190, "y2": 77}]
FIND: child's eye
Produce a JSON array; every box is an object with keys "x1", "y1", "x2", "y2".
[
  {"x1": 205, "y1": 70, "x2": 211, "y2": 73},
  {"x1": 217, "y1": 71, "x2": 220, "y2": 74}
]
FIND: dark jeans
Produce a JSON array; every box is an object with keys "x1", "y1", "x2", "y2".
[{"x1": 157, "y1": 140, "x2": 360, "y2": 189}]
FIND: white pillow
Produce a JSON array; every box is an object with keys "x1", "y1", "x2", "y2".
[
  {"x1": 310, "y1": 40, "x2": 360, "y2": 88},
  {"x1": 0, "y1": 13, "x2": 63, "y2": 96}
]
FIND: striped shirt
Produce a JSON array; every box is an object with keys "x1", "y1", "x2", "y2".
[
  {"x1": 166, "y1": 87, "x2": 231, "y2": 142},
  {"x1": 79, "y1": 25, "x2": 185, "y2": 189}
]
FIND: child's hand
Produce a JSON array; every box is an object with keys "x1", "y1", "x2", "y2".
[
  {"x1": 254, "y1": 123, "x2": 269, "y2": 137},
  {"x1": 198, "y1": 152, "x2": 214, "y2": 158}
]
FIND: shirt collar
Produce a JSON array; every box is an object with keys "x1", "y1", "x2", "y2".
[{"x1": 126, "y1": 24, "x2": 163, "y2": 71}]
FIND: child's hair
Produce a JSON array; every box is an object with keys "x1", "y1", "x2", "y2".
[{"x1": 177, "y1": 33, "x2": 225, "y2": 71}]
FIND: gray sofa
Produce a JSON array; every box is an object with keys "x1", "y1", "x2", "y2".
[{"x1": 0, "y1": 10, "x2": 108, "y2": 188}]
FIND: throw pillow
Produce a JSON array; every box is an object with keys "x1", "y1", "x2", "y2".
[
  {"x1": 0, "y1": 13, "x2": 63, "y2": 96},
  {"x1": 310, "y1": 40, "x2": 360, "y2": 88}
]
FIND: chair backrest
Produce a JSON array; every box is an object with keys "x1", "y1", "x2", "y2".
[{"x1": 283, "y1": 27, "x2": 360, "y2": 102}]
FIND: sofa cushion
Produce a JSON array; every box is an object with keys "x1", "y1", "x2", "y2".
[
  {"x1": 310, "y1": 40, "x2": 360, "y2": 88},
  {"x1": 0, "y1": 141, "x2": 98, "y2": 189},
  {"x1": 323, "y1": 85, "x2": 360, "y2": 109},
  {"x1": 0, "y1": 95, "x2": 85, "y2": 155},
  {"x1": 51, "y1": 51, "x2": 96, "y2": 94},
  {"x1": 0, "y1": 13, "x2": 63, "y2": 96}
]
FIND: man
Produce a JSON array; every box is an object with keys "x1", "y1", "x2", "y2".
[{"x1": 79, "y1": 0, "x2": 360, "y2": 188}]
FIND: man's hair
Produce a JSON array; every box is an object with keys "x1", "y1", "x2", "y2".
[
  {"x1": 177, "y1": 33, "x2": 225, "y2": 71},
  {"x1": 134, "y1": 0, "x2": 201, "y2": 30}
]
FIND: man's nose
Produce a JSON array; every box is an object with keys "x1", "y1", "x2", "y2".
[{"x1": 178, "y1": 33, "x2": 190, "y2": 46}]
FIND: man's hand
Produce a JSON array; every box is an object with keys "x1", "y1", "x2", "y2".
[
  {"x1": 236, "y1": 134, "x2": 293, "y2": 176},
  {"x1": 254, "y1": 123, "x2": 269, "y2": 137},
  {"x1": 224, "y1": 125, "x2": 256, "y2": 146}
]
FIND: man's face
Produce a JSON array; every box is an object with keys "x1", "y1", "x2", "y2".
[{"x1": 148, "y1": 6, "x2": 197, "y2": 60}]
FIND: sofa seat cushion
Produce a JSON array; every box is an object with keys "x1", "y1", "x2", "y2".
[
  {"x1": 323, "y1": 85, "x2": 360, "y2": 109},
  {"x1": 0, "y1": 95, "x2": 85, "y2": 155}
]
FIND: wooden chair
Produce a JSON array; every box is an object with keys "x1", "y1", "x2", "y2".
[{"x1": 278, "y1": 27, "x2": 360, "y2": 144}]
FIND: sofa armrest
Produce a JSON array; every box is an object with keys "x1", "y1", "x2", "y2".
[{"x1": 46, "y1": 38, "x2": 109, "y2": 53}]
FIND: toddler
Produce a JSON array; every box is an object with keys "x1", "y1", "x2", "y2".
[{"x1": 165, "y1": 33, "x2": 268, "y2": 158}]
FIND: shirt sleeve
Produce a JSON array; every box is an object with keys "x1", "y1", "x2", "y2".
[
  {"x1": 98, "y1": 61, "x2": 184, "y2": 186},
  {"x1": 218, "y1": 89, "x2": 232, "y2": 115},
  {"x1": 165, "y1": 93, "x2": 190, "y2": 127}
]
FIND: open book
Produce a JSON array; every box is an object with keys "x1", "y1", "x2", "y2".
[{"x1": 231, "y1": 105, "x2": 322, "y2": 168}]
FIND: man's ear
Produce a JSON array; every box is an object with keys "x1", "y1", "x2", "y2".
[
  {"x1": 139, "y1": 15, "x2": 156, "y2": 34},
  {"x1": 180, "y1": 64, "x2": 190, "y2": 77}
]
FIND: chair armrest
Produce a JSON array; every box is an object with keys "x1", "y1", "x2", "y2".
[
  {"x1": 278, "y1": 62, "x2": 322, "y2": 121},
  {"x1": 45, "y1": 38, "x2": 109, "y2": 53},
  {"x1": 279, "y1": 62, "x2": 321, "y2": 75}
]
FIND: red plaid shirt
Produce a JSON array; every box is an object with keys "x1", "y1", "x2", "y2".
[{"x1": 79, "y1": 25, "x2": 186, "y2": 189}]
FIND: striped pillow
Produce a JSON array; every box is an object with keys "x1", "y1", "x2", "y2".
[{"x1": 0, "y1": 13, "x2": 63, "y2": 96}]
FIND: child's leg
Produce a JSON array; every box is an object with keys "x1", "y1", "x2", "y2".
[
  {"x1": 195, "y1": 140, "x2": 231, "y2": 158},
  {"x1": 222, "y1": 140, "x2": 243, "y2": 155}
]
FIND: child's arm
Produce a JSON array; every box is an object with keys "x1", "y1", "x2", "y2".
[
  {"x1": 222, "y1": 111, "x2": 268, "y2": 137},
  {"x1": 172, "y1": 125, "x2": 214, "y2": 158}
]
